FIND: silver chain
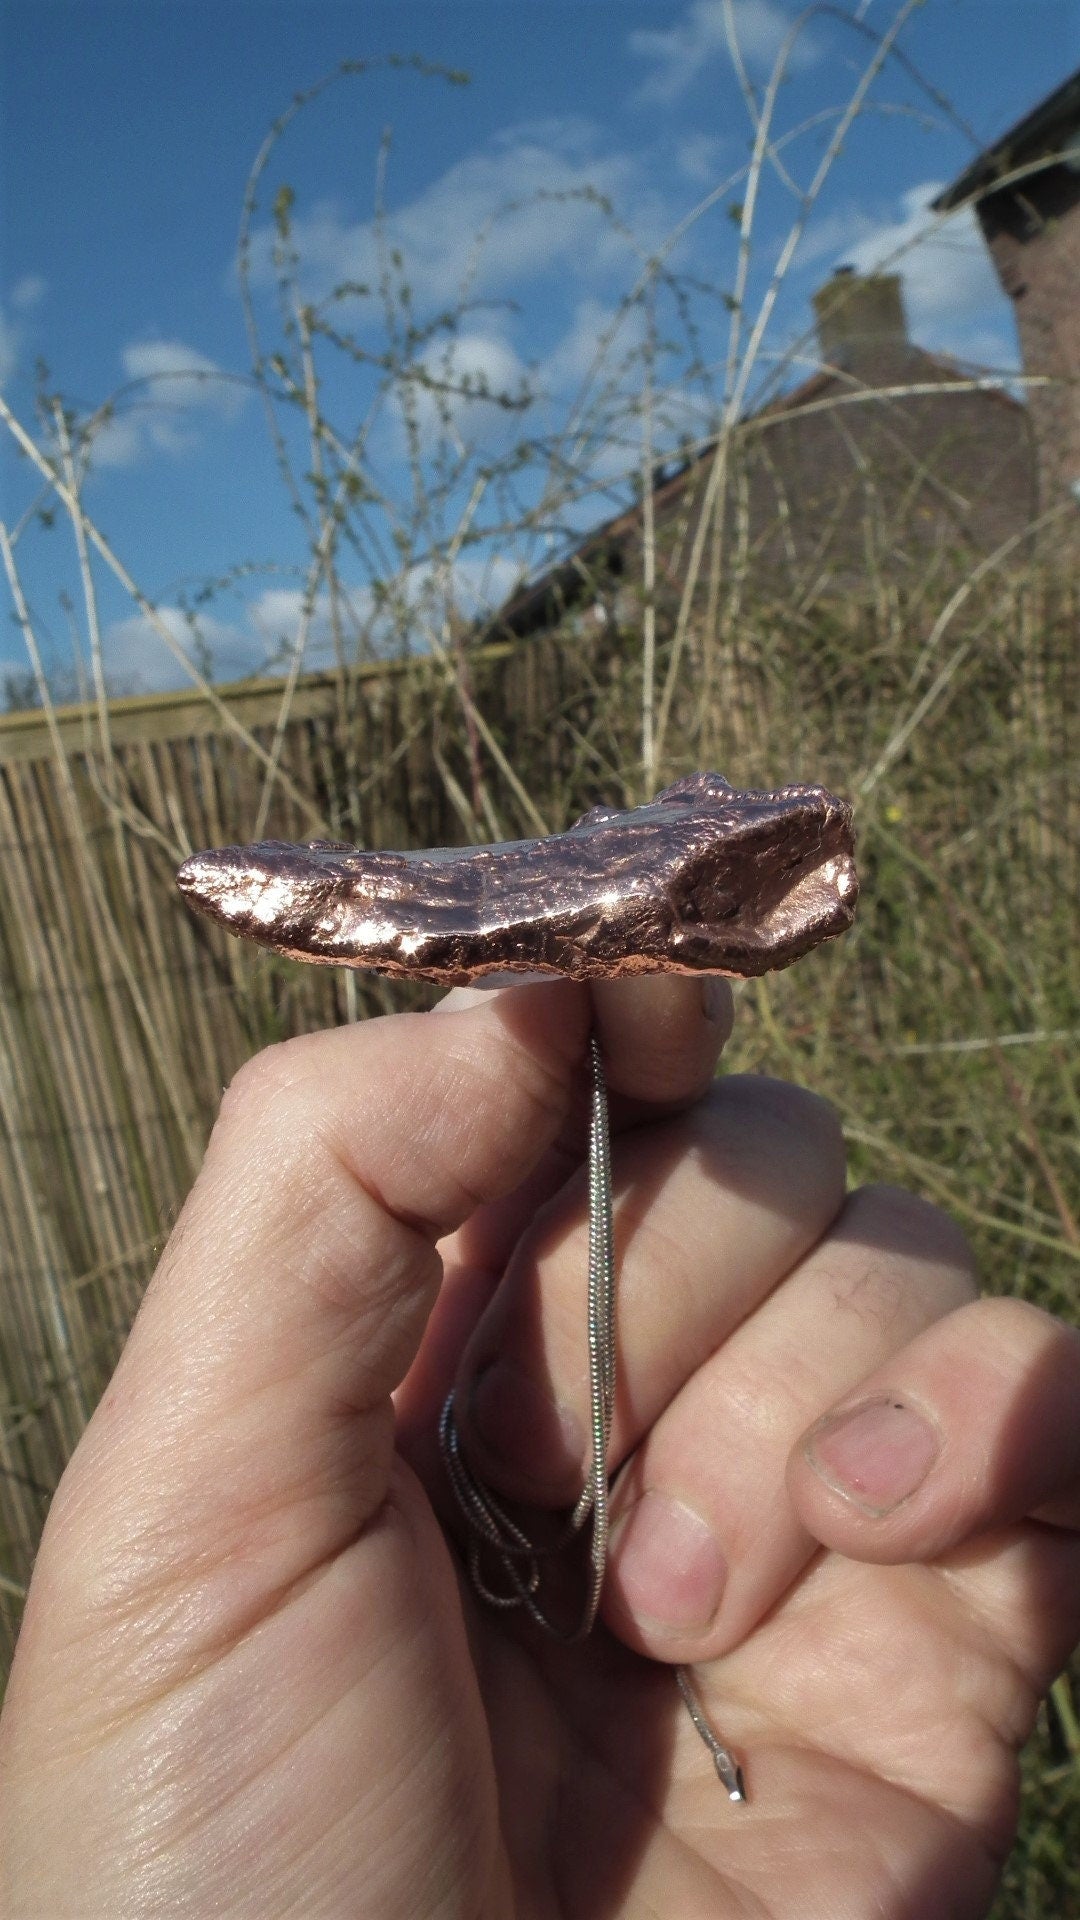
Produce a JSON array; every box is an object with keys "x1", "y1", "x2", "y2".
[{"x1": 439, "y1": 1031, "x2": 746, "y2": 1799}]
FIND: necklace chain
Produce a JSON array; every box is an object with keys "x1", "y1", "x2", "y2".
[{"x1": 439, "y1": 1032, "x2": 745, "y2": 1800}]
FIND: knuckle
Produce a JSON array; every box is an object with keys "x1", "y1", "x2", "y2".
[
  {"x1": 710, "y1": 1074, "x2": 848, "y2": 1205},
  {"x1": 722, "y1": 1073, "x2": 845, "y2": 1153},
  {"x1": 213, "y1": 1034, "x2": 322, "y2": 1142},
  {"x1": 785, "y1": 1081, "x2": 846, "y2": 1158},
  {"x1": 845, "y1": 1182, "x2": 979, "y2": 1294}
]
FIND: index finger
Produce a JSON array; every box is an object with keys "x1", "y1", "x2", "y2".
[
  {"x1": 436, "y1": 972, "x2": 733, "y2": 1276},
  {"x1": 394, "y1": 974, "x2": 732, "y2": 1451}
]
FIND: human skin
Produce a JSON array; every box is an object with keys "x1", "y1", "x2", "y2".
[{"x1": 1, "y1": 975, "x2": 1078, "y2": 1918}]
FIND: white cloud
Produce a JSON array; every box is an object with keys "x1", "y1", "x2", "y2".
[
  {"x1": 10, "y1": 274, "x2": 46, "y2": 312},
  {"x1": 443, "y1": 550, "x2": 524, "y2": 617},
  {"x1": 87, "y1": 553, "x2": 532, "y2": 696},
  {"x1": 248, "y1": 585, "x2": 384, "y2": 668},
  {"x1": 474, "y1": 296, "x2": 716, "y2": 513},
  {"x1": 85, "y1": 412, "x2": 144, "y2": 468},
  {"x1": 541, "y1": 297, "x2": 633, "y2": 393},
  {"x1": 243, "y1": 121, "x2": 663, "y2": 318},
  {"x1": 675, "y1": 133, "x2": 727, "y2": 185},
  {"x1": 120, "y1": 339, "x2": 243, "y2": 410},
  {"x1": 247, "y1": 552, "x2": 526, "y2": 667},
  {"x1": 803, "y1": 183, "x2": 1018, "y2": 368},
  {"x1": 86, "y1": 339, "x2": 246, "y2": 467},
  {"x1": 0, "y1": 278, "x2": 47, "y2": 387},
  {"x1": 404, "y1": 329, "x2": 532, "y2": 449},
  {"x1": 101, "y1": 607, "x2": 257, "y2": 694},
  {"x1": 383, "y1": 552, "x2": 527, "y2": 647},
  {"x1": 629, "y1": 0, "x2": 816, "y2": 105},
  {"x1": 248, "y1": 588, "x2": 320, "y2": 646},
  {"x1": 101, "y1": 588, "x2": 398, "y2": 691}
]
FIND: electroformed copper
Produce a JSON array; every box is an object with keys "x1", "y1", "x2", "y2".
[{"x1": 176, "y1": 771, "x2": 858, "y2": 983}]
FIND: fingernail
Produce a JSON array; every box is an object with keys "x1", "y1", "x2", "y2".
[
  {"x1": 805, "y1": 1398, "x2": 940, "y2": 1515},
  {"x1": 609, "y1": 1490, "x2": 727, "y2": 1633},
  {"x1": 468, "y1": 1361, "x2": 583, "y2": 1486}
]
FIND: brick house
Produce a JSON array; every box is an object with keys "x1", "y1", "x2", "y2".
[
  {"x1": 493, "y1": 68, "x2": 1080, "y2": 639},
  {"x1": 493, "y1": 266, "x2": 1037, "y2": 640},
  {"x1": 934, "y1": 66, "x2": 1080, "y2": 518},
  {"x1": 737, "y1": 268, "x2": 1035, "y2": 577}
]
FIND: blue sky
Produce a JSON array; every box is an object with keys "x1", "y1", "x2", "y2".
[{"x1": 1, "y1": 0, "x2": 1078, "y2": 698}]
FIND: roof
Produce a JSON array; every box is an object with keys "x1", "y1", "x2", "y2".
[
  {"x1": 488, "y1": 465, "x2": 693, "y2": 642},
  {"x1": 489, "y1": 344, "x2": 1023, "y2": 639},
  {"x1": 933, "y1": 67, "x2": 1080, "y2": 212}
]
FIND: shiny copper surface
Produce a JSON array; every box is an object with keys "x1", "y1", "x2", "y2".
[{"x1": 175, "y1": 771, "x2": 858, "y2": 984}]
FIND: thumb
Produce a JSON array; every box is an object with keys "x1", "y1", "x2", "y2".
[{"x1": 36, "y1": 983, "x2": 592, "y2": 1636}]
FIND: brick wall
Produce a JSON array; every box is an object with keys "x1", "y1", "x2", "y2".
[
  {"x1": 979, "y1": 164, "x2": 1080, "y2": 516},
  {"x1": 740, "y1": 345, "x2": 1037, "y2": 582}
]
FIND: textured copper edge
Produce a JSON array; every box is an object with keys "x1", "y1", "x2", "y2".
[{"x1": 176, "y1": 771, "x2": 858, "y2": 985}]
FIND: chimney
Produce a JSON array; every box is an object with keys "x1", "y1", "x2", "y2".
[{"x1": 813, "y1": 266, "x2": 909, "y2": 367}]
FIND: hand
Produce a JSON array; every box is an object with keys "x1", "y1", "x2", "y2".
[{"x1": 1, "y1": 979, "x2": 1077, "y2": 1918}]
